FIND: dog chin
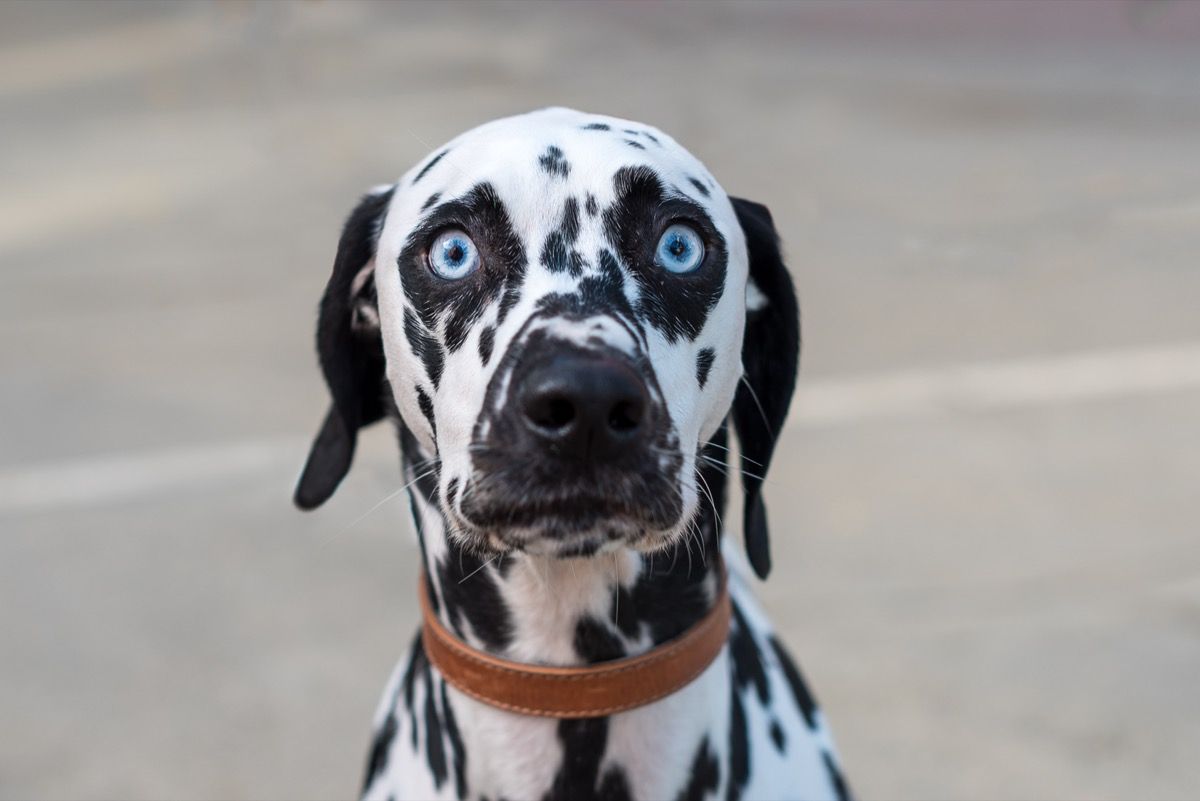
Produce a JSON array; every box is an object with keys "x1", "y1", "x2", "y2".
[{"x1": 451, "y1": 514, "x2": 679, "y2": 559}]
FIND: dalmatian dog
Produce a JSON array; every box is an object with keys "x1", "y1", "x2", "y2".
[{"x1": 295, "y1": 108, "x2": 849, "y2": 801}]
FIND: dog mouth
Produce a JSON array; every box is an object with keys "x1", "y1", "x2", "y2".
[{"x1": 453, "y1": 466, "x2": 686, "y2": 556}]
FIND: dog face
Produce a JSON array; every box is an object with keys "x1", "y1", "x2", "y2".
[{"x1": 296, "y1": 108, "x2": 799, "y2": 578}]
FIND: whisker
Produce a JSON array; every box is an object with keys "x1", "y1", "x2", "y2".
[
  {"x1": 458, "y1": 552, "x2": 499, "y2": 584},
  {"x1": 700, "y1": 440, "x2": 764, "y2": 468},
  {"x1": 739, "y1": 374, "x2": 774, "y2": 436},
  {"x1": 321, "y1": 467, "x2": 439, "y2": 548}
]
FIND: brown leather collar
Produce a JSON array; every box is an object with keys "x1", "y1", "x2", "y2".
[{"x1": 420, "y1": 564, "x2": 731, "y2": 718}]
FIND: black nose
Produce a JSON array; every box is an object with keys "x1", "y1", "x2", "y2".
[{"x1": 519, "y1": 353, "x2": 650, "y2": 461}]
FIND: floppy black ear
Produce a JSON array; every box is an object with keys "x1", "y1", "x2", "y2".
[
  {"x1": 729, "y1": 197, "x2": 800, "y2": 579},
  {"x1": 294, "y1": 186, "x2": 395, "y2": 510}
]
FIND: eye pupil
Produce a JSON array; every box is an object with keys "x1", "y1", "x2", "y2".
[
  {"x1": 655, "y1": 224, "x2": 704, "y2": 273},
  {"x1": 430, "y1": 229, "x2": 479, "y2": 279}
]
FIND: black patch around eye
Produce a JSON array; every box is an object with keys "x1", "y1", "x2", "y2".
[
  {"x1": 397, "y1": 182, "x2": 527, "y2": 355},
  {"x1": 585, "y1": 193, "x2": 599, "y2": 216},
  {"x1": 415, "y1": 385, "x2": 436, "y2": 437},
  {"x1": 581, "y1": 122, "x2": 611, "y2": 131},
  {"x1": 687, "y1": 177, "x2": 711, "y2": 197},
  {"x1": 696, "y1": 347, "x2": 716, "y2": 389},
  {"x1": 538, "y1": 144, "x2": 571, "y2": 178},
  {"x1": 602, "y1": 166, "x2": 728, "y2": 343},
  {"x1": 413, "y1": 149, "x2": 448, "y2": 185},
  {"x1": 477, "y1": 324, "x2": 495, "y2": 366},
  {"x1": 421, "y1": 192, "x2": 441, "y2": 211},
  {"x1": 404, "y1": 307, "x2": 444, "y2": 388},
  {"x1": 624, "y1": 139, "x2": 646, "y2": 150}
]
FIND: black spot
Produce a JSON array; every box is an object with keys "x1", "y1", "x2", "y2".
[
  {"x1": 688, "y1": 177, "x2": 711, "y2": 197},
  {"x1": 585, "y1": 194, "x2": 599, "y2": 216},
  {"x1": 823, "y1": 751, "x2": 852, "y2": 801},
  {"x1": 400, "y1": 632, "x2": 425, "y2": 750},
  {"x1": 726, "y1": 688, "x2": 750, "y2": 801},
  {"x1": 769, "y1": 719, "x2": 786, "y2": 753},
  {"x1": 768, "y1": 635, "x2": 818, "y2": 729},
  {"x1": 436, "y1": 551, "x2": 513, "y2": 651},
  {"x1": 597, "y1": 767, "x2": 634, "y2": 801},
  {"x1": 478, "y1": 324, "x2": 496, "y2": 366},
  {"x1": 397, "y1": 183, "x2": 528, "y2": 355},
  {"x1": 542, "y1": 718, "x2": 609, "y2": 801},
  {"x1": 413, "y1": 149, "x2": 449, "y2": 184},
  {"x1": 673, "y1": 737, "x2": 720, "y2": 801},
  {"x1": 441, "y1": 682, "x2": 468, "y2": 800},
  {"x1": 540, "y1": 198, "x2": 586, "y2": 276},
  {"x1": 415, "y1": 385, "x2": 436, "y2": 438},
  {"x1": 730, "y1": 602, "x2": 770, "y2": 704},
  {"x1": 603, "y1": 166, "x2": 728, "y2": 343},
  {"x1": 574, "y1": 616, "x2": 626, "y2": 663},
  {"x1": 445, "y1": 477, "x2": 459, "y2": 507},
  {"x1": 422, "y1": 662, "x2": 447, "y2": 789},
  {"x1": 422, "y1": 192, "x2": 442, "y2": 211},
  {"x1": 623, "y1": 128, "x2": 638, "y2": 135},
  {"x1": 643, "y1": 131, "x2": 661, "y2": 145},
  {"x1": 624, "y1": 139, "x2": 646, "y2": 150},
  {"x1": 362, "y1": 696, "x2": 399, "y2": 794},
  {"x1": 696, "y1": 347, "x2": 715, "y2": 389},
  {"x1": 560, "y1": 196, "x2": 581, "y2": 241},
  {"x1": 403, "y1": 307, "x2": 444, "y2": 388},
  {"x1": 538, "y1": 144, "x2": 571, "y2": 179},
  {"x1": 581, "y1": 122, "x2": 611, "y2": 131}
]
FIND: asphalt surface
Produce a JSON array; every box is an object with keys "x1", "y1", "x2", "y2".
[{"x1": 2, "y1": 2, "x2": 1199, "y2": 799}]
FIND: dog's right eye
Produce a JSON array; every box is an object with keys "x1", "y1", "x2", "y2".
[{"x1": 428, "y1": 229, "x2": 480, "y2": 280}]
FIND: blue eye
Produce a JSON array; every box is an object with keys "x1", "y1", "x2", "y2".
[
  {"x1": 655, "y1": 224, "x2": 705, "y2": 274},
  {"x1": 429, "y1": 229, "x2": 480, "y2": 279}
]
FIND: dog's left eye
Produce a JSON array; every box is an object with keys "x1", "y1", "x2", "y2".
[
  {"x1": 428, "y1": 229, "x2": 480, "y2": 279},
  {"x1": 655, "y1": 224, "x2": 705, "y2": 274}
]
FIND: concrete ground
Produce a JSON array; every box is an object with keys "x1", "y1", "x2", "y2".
[{"x1": 2, "y1": 2, "x2": 1199, "y2": 799}]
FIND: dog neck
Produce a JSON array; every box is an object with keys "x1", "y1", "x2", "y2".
[{"x1": 396, "y1": 424, "x2": 728, "y2": 666}]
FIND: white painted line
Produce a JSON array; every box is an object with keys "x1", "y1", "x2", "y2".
[
  {"x1": 791, "y1": 342, "x2": 1200, "y2": 428},
  {"x1": 3, "y1": 342, "x2": 1200, "y2": 515}
]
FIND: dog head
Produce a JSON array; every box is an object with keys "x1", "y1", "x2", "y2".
[{"x1": 294, "y1": 108, "x2": 798, "y2": 578}]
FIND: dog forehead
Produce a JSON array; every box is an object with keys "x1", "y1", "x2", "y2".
[{"x1": 393, "y1": 108, "x2": 727, "y2": 222}]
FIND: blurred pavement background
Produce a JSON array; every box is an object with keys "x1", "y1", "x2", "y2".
[{"x1": 2, "y1": 1, "x2": 1199, "y2": 799}]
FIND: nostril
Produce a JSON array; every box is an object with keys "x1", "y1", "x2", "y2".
[
  {"x1": 544, "y1": 397, "x2": 576, "y2": 430},
  {"x1": 608, "y1": 399, "x2": 643, "y2": 434},
  {"x1": 525, "y1": 393, "x2": 577, "y2": 433}
]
